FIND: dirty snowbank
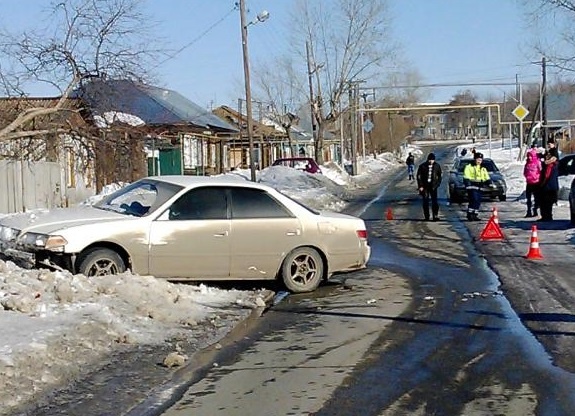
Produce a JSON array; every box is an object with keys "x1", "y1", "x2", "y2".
[{"x1": 0, "y1": 263, "x2": 268, "y2": 413}]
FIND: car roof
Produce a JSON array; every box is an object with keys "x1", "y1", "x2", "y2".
[
  {"x1": 457, "y1": 157, "x2": 495, "y2": 164},
  {"x1": 274, "y1": 157, "x2": 316, "y2": 162},
  {"x1": 145, "y1": 175, "x2": 272, "y2": 190}
]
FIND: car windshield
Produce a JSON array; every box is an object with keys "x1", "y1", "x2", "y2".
[
  {"x1": 94, "y1": 179, "x2": 184, "y2": 217},
  {"x1": 457, "y1": 159, "x2": 498, "y2": 173}
]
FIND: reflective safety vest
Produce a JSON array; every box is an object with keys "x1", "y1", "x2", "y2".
[{"x1": 463, "y1": 163, "x2": 489, "y2": 183}]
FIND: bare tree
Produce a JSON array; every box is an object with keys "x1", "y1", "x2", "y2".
[
  {"x1": 526, "y1": 0, "x2": 575, "y2": 73},
  {"x1": 0, "y1": 0, "x2": 163, "y2": 148},
  {"x1": 377, "y1": 69, "x2": 431, "y2": 105},
  {"x1": 290, "y1": 0, "x2": 397, "y2": 164},
  {"x1": 252, "y1": 57, "x2": 307, "y2": 157}
]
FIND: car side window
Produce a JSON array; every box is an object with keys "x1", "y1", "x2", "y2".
[
  {"x1": 230, "y1": 188, "x2": 293, "y2": 219},
  {"x1": 482, "y1": 161, "x2": 496, "y2": 172},
  {"x1": 169, "y1": 187, "x2": 227, "y2": 220}
]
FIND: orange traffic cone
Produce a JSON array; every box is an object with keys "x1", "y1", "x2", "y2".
[
  {"x1": 525, "y1": 225, "x2": 544, "y2": 260},
  {"x1": 386, "y1": 207, "x2": 394, "y2": 220}
]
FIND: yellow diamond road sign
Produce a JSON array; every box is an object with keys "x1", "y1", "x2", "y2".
[{"x1": 512, "y1": 104, "x2": 529, "y2": 121}]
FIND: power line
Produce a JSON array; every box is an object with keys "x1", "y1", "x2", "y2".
[
  {"x1": 361, "y1": 80, "x2": 541, "y2": 91},
  {"x1": 152, "y1": 6, "x2": 237, "y2": 69}
]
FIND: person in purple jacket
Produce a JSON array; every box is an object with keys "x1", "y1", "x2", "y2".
[{"x1": 523, "y1": 145, "x2": 542, "y2": 217}]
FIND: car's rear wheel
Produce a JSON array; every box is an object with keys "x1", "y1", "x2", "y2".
[
  {"x1": 77, "y1": 248, "x2": 126, "y2": 277},
  {"x1": 570, "y1": 199, "x2": 575, "y2": 225},
  {"x1": 498, "y1": 194, "x2": 507, "y2": 201},
  {"x1": 281, "y1": 247, "x2": 324, "y2": 293}
]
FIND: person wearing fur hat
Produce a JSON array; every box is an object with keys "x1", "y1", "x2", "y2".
[
  {"x1": 416, "y1": 152, "x2": 442, "y2": 221},
  {"x1": 463, "y1": 152, "x2": 490, "y2": 221}
]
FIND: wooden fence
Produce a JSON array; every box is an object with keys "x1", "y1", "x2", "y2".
[{"x1": 0, "y1": 161, "x2": 63, "y2": 214}]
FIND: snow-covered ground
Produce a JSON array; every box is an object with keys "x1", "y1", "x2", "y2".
[{"x1": 1, "y1": 139, "x2": 574, "y2": 414}]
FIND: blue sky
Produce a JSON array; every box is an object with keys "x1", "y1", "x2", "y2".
[{"x1": 0, "y1": 0, "x2": 546, "y2": 108}]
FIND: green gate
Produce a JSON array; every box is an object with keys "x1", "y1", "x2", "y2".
[{"x1": 157, "y1": 148, "x2": 183, "y2": 175}]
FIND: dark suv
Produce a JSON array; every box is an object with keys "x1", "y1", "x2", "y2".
[{"x1": 271, "y1": 157, "x2": 322, "y2": 174}]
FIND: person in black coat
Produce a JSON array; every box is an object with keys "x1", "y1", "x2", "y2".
[
  {"x1": 538, "y1": 138, "x2": 559, "y2": 221},
  {"x1": 416, "y1": 152, "x2": 442, "y2": 221}
]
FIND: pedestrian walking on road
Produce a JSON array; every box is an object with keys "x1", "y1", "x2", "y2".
[
  {"x1": 523, "y1": 145, "x2": 542, "y2": 218},
  {"x1": 463, "y1": 152, "x2": 490, "y2": 221},
  {"x1": 538, "y1": 138, "x2": 559, "y2": 222},
  {"x1": 416, "y1": 152, "x2": 442, "y2": 221},
  {"x1": 406, "y1": 152, "x2": 415, "y2": 180}
]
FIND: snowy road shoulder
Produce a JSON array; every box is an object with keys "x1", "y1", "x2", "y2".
[{"x1": 0, "y1": 262, "x2": 270, "y2": 414}]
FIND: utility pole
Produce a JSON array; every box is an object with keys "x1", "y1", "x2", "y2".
[
  {"x1": 354, "y1": 82, "x2": 360, "y2": 171},
  {"x1": 347, "y1": 81, "x2": 359, "y2": 175},
  {"x1": 239, "y1": 0, "x2": 256, "y2": 182},
  {"x1": 541, "y1": 56, "x2": 547, "y2": 147},
  {"x1": 306, "y1": 41, "x2": 317, "y2": 159},
  {"x1": 360, "y1": 90, "x2": 376, "y2": 158}
]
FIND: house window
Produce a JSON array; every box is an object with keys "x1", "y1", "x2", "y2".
[
  {"x1": 183, "y1": 136, "x2": 199, "y2": 168},
  {"x1": 209, "y1": 143, "x2": 216, "y2": 168}
]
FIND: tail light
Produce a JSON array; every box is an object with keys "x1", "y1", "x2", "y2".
[{"x1": 356, "y1": 229, "x2": 368, "y2": 240}]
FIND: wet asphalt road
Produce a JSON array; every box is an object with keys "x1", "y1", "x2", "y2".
[{"x1": 156, "y1": 147, "x2": 575, "y2": 415}]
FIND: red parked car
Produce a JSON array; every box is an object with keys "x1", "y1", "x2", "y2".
[{"x1": 272, "y1": 157, "x2": 322, "y2": 174}]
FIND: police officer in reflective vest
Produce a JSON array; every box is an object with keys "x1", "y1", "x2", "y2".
[{"x1": 463, "y1": 152, "x2": 490, "y2": 221}]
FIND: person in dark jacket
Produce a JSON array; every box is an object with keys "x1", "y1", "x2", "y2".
[
  {"x1": 538, "y1": 139, "x2": 559, "y2": 221},
  {"x1": 416, "y1": 152, "x2": 442, "y2": 221},
  {"x1": 406, "y1": 152, "x2": 415, "y2": 180}
]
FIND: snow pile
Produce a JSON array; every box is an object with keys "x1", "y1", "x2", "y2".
[
  {"x1": 0, "y1": 261, "x2": 268, "y2": 412},
  {"x1": 259, "y1": 166, "x2": 348, "y2": 211},
  {"x1": 93, "y1": 112, "x2": 145, "y2": 128}
]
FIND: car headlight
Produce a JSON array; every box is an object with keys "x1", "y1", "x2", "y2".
[{"x1": 19, "y1": 233, "x2": 68, "y2": 252}]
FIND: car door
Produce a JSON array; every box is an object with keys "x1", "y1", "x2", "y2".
[
  {"x1": 148, "y1": 186, "x2": 230, "y2": 279},
  {"x1": 228, "y1": 187, "x2": 302, "y2": 280}
]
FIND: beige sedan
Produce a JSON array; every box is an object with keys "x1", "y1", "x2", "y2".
[{"x1": 0, "y1": 176, "x2": 370, "y2": 293}]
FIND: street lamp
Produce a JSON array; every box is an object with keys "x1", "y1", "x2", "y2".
[{"x1": 239, "y1": 0, "x2": 269, "y2": 182}]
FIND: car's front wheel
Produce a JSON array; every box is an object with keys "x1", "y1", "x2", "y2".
[
  {"x1": 281, "y1": 247, "x2": 324, "y2": 293},
  {"x1": 77, "y1": 248, "x2": 127, "y2": 277}
]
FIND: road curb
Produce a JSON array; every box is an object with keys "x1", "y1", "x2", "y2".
[{"x1": 123, "y1": 289, "x2": 276, "y2": 416}]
